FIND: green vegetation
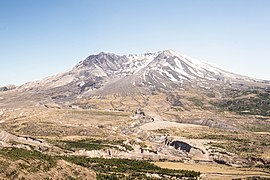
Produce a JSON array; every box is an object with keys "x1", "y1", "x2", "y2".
[
  {"x1": 96, "y1": 172, "x2": 158, "y2": 180},
  {"x1": 0, "y1": 147, "x2": 57, "y2": 173},
  {"x1": 187, "y1": 96, "x2": 204, "y2": 108},
  {"x1": 0, "y1": 147, "x2": 200, "y2": 179},
  {"x1": 207, "y1": 134, "x2": 268, "y2": 156},
  {"x1": 51, "y1": 138, "x2": 133, "y2": 151},
  {"x1": 0, "y1": 147, "x2": 56, "y2": 166},
  {"x1": 245, "y1": 125, "x2": 270, "y2": 132},
  {"x1": 64, "y1": 156, "x2": 200, "y2": 179},
  {"x1": 209, "y1": 140, "x2": 259, "y2": 156},
  {"x1": 212, "y1": 92, "x2": 270, "y2": 116}
]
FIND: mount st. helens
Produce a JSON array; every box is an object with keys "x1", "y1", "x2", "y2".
[
  {"x1": 0, "y1": 50, "x2": 270, "y2": 179},
  {"x1": 17, "y1": 49, "x2": 268, "y2": 96},
  {"x1": 1, "y1": 49, "x2": 270, "y2": 117}
]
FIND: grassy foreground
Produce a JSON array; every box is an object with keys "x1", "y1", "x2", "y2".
[{"x1": 0, "y1": 147, "x2": 200, "y2": 179}]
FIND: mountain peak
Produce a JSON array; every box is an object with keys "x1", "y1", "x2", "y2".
[
  {"x1": 88, "y1": 51, "x2": 119, "y2": 59},
  {"x1": 19, "y1": 49, "x2": 263, "y2": 96},
  {"x1": 80, "y1": 52, "x2": 120, "y2": 67}
]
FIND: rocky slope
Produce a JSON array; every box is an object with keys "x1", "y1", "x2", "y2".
[{"x1": 18, "y1": 50, "x2": 269, "y2": 98}]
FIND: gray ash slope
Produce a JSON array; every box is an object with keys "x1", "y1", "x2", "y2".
[{"x1": 17, "y1": 49, "x2": 269, "y2": 99}]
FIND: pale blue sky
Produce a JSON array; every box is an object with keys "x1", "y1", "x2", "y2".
[{"x1": 1, "y1": 0, "x2": 270, "y2": 86}]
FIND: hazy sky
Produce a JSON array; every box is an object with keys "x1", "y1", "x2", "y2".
[{"x1": 1, "y1": 0, "x2": 270, "y2": 86}]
